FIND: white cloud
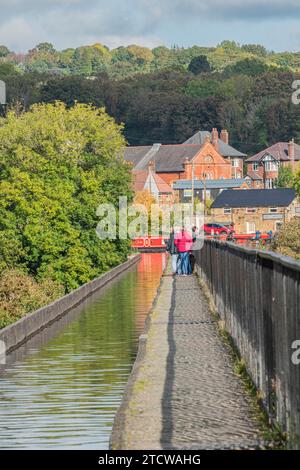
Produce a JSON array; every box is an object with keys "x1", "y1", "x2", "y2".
[{"x1": 0, "y1": 0, "x2": 299, "y2": 51}]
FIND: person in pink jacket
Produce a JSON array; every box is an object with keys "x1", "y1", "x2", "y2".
[{"x1": 174, "y1": 228, "x2": 193, "y2": 275}]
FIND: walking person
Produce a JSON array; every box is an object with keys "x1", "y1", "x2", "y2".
[
  {"x1": 167, "y1": 227, "x2": 179, "y2": 275},
  {"x1": 174, "y1": 227, "x2": 193, "y2": 276},
  {"x1": 190, "y1": 226, "x2": 198, "y2": 273}
]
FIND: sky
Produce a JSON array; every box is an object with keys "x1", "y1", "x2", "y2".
[{"x1": 0, "y1": 0, "x2": 299, "y2": 52}]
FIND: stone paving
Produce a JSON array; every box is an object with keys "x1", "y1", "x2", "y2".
[{"x1": 111, "y1": 270, "x2": 263, "y2": 450}]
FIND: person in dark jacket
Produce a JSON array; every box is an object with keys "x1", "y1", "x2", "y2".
[{"x1": 167, "y1": 227, "x2": 179, "y2": 275}]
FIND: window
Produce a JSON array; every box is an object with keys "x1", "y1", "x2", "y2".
[
  {"x1": 253, "y1": 163, "x2": 259, "y2": 171},
  {"x1": 224, "y1": 208, "x2": 232, "y2": 215},
  {"x1": 265, "y1": 178, "x2": 273, "y2": 189},
  {"x1": 246, "y1": 222, "x2": 256, "y2": 234},
  {"x1": 246, "y1": 208, "x2": 256, "y2": 213},
  {"x1": 265, "y1": 161, "x2": 278, "y2": 172},
  {"x1": 232, "y1": 159, "x2": 240, "y2": 168},
  {"x1": 183, "y1": 189, "x2": 192, "y2": 198},
  {"x1": 269, "y1": 207, "x2": 278, "y2": 213}
]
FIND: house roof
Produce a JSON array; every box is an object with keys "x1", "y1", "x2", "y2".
[
  {"x1": 149, "y1": 171, "x2": 173, "y2": 194},
  {"x1": 246, "y1": 142, "x2": 300, "y2": 163},
  {"x1": 184, "y1": 131, "x2": 247, "y2": 158},
  {"x1": 132, "y1": 170, "x2": 148, "y2": 192},
  {"x1": 124, "y1": 144, "x2": 203, "y2": 172},
  {"x1": 132, "y1": 169, "x2": 173, "y2": 194},
  {"x1": 211, "y1": 188, "x2": 297, "y2": 209},
  {"x1": 173, "y1": 178, "x2": 245, "y2": 190},
  {"x1": 246, "y1": 171, "x2": 263, "y2": 181}
]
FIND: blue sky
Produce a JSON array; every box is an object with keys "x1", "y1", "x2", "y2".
[{"x1": 0, "y1": 0, "x2": 299, "y2": 52}]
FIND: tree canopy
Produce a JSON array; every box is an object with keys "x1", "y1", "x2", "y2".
[
  {"x1": 0, "y1": 102, "x2": 133, "y2": 291},
  {"x1": 0, "y1": 40, "x2": 300, "y2": 78}
]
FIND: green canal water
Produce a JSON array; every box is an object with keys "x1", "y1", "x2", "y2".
[{"x1": 0, "y1": 253, "x2": 166, "y2": 449}]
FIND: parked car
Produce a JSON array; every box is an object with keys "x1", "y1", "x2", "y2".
[{"x1": 203, "y1": 223, "x2": 235, "y2": 236}]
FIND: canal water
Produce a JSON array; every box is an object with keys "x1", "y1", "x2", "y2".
[{"x1": 0, "y1": 253, "x2": 166, "y2": 449}]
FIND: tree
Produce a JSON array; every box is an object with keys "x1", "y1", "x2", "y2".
[
  {"x1": 35, "y1": 42, "x2": 56, "y2": 54},
  {"x1": 188, "y1": 55, "x2": 211, "y2": 75},
  {"x1": 0, "y1": 102, "x2": 133, "y2": 291},
  {"x1": 224, "y1": 58, "x2": 269, "y2": 77},
  {"x1": 0, "y1": 45, "x2": 10, "y2": 57},
  {"x1": 241, "y1": 44, "x2": 268, "y2": 57},
  {"x1": 0, "y1": 62, "x2": 17, "y2": 78},
  {"x1": 274, "y1": 165, "x2": 294, "y2": 188}
]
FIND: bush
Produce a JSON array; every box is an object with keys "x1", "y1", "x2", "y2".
[
  {"x1": 273, "y1": 218, "x2": 300, "y2": 260},
  {"x1": 0, "y1": 269, "x2": 64, "y2": 328}
]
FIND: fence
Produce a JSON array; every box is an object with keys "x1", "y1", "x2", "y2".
[{"x1": 194, "y1": 240, "x2": 300, "y2": 448}]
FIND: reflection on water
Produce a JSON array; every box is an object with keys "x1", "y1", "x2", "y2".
[{"x1": 0, "y1": 253, "x2": 166, "y2": 449}]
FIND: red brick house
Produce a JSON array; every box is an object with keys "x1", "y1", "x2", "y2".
[
  {"x1": 245, "y1": 140, "x2": 300, "y2": 189},
  {"x1": 124, "y1": 129, "x2": 245, "y2": 187},
  {"x1": 184, "y1": 128, "x2": 246, "y2": 178}
]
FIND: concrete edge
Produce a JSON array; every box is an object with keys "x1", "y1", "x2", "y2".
[
  {"x1": 0, "y1": 254, "x2": 141, "y2": 356},
  {"x1": 110, "y1": 264, "x2": 170, "y2": 450}
]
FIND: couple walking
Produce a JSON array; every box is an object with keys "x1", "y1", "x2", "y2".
[{"x1": 167, "y1": 227, "x2": 194, "y2": 276}]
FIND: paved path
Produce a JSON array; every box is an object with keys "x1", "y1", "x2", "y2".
[{"x1": 111, "y1": 270, "x2": 263, "y2": 450}]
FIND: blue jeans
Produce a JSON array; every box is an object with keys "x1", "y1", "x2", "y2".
[
  {"x1": 179, "y1": 252, "x2": 191, "y2": 275},
  {"x1": 171, "y1": 254, "x2": 178, "y2": 274}
]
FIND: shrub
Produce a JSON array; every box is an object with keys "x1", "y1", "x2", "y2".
[
  {"x1": 0, "y1": 269, "x2": 64, "y2": 329},
  {"x1": 273, "y1": 218, "x2": 300, "y2": 260}
]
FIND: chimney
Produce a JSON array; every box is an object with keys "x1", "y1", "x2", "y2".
[
  {"x1": 211, "y1": 128, "x2": 219, "y2": 150},
  {"x1": 220, "y1": 129, "x2": 229, "y2": 145},
  {"x1": 152, "y1": 143, "x2": 161, "y2": 151},
  {"x1": 288, "y1": 139, "x2": 295, "y2": 165}
]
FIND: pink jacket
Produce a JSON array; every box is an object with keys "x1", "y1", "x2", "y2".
[{"x1": 174, "y1": 231, "x2": 193, "y2": 253}]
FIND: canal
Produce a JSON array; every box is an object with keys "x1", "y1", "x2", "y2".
[{"x1": 0, "y1": 253, "x2": 166, "y2": 449}]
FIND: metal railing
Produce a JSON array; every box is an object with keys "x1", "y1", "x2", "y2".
[{"x1": 195, "y1": 240, "x2": 300, "y2": 448}]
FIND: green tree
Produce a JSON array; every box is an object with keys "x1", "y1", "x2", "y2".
[
  {"x1": 0, "y1": 45, "x2": 10, "y2": 57},
  {"x1": 274, "y1": 165, "x2": 294, "y2": 188},
  {"x1": 188, "y1": 55, "x2": 211, "y2": 75},
  {"x1": 241, "y1": 44, "x2": 268, "y2": 57},
  {"x1": 0, "y1": 62, "x2": 17, "y2": 78},
  {"x1": 224, "y1": 58, "x2": 269, "y2": 76},
  {"x1": 0, "y1": 102, "x2": 132, "y2": 291}
]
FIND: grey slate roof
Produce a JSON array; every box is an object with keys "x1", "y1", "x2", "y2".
[
  {"x1": 246, "y1": 171, "x2": 263, "y2": 181},
  {"x1": 124, "y1": 144, "x2": 203, "y2": 172},
  {"x1": 246, "y1": 142, "x2": 300, "y2": 162},
  {"x1": 211, "y1": 188, "x2": 297, "y2": 209},
  {"x1": 184, "y1": 131, "x2": 247, "y2": 158},
  {"x1": 173, "y1": 178, "x2": 245, "y2": 190}
]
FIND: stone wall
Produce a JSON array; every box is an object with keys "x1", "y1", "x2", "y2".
[
  {"x1": 0, "y1": 254, "x2": 140, "y2": 357},
  {"x1": 211, "y1": 200, "x2": 300, "y2": 233}
]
